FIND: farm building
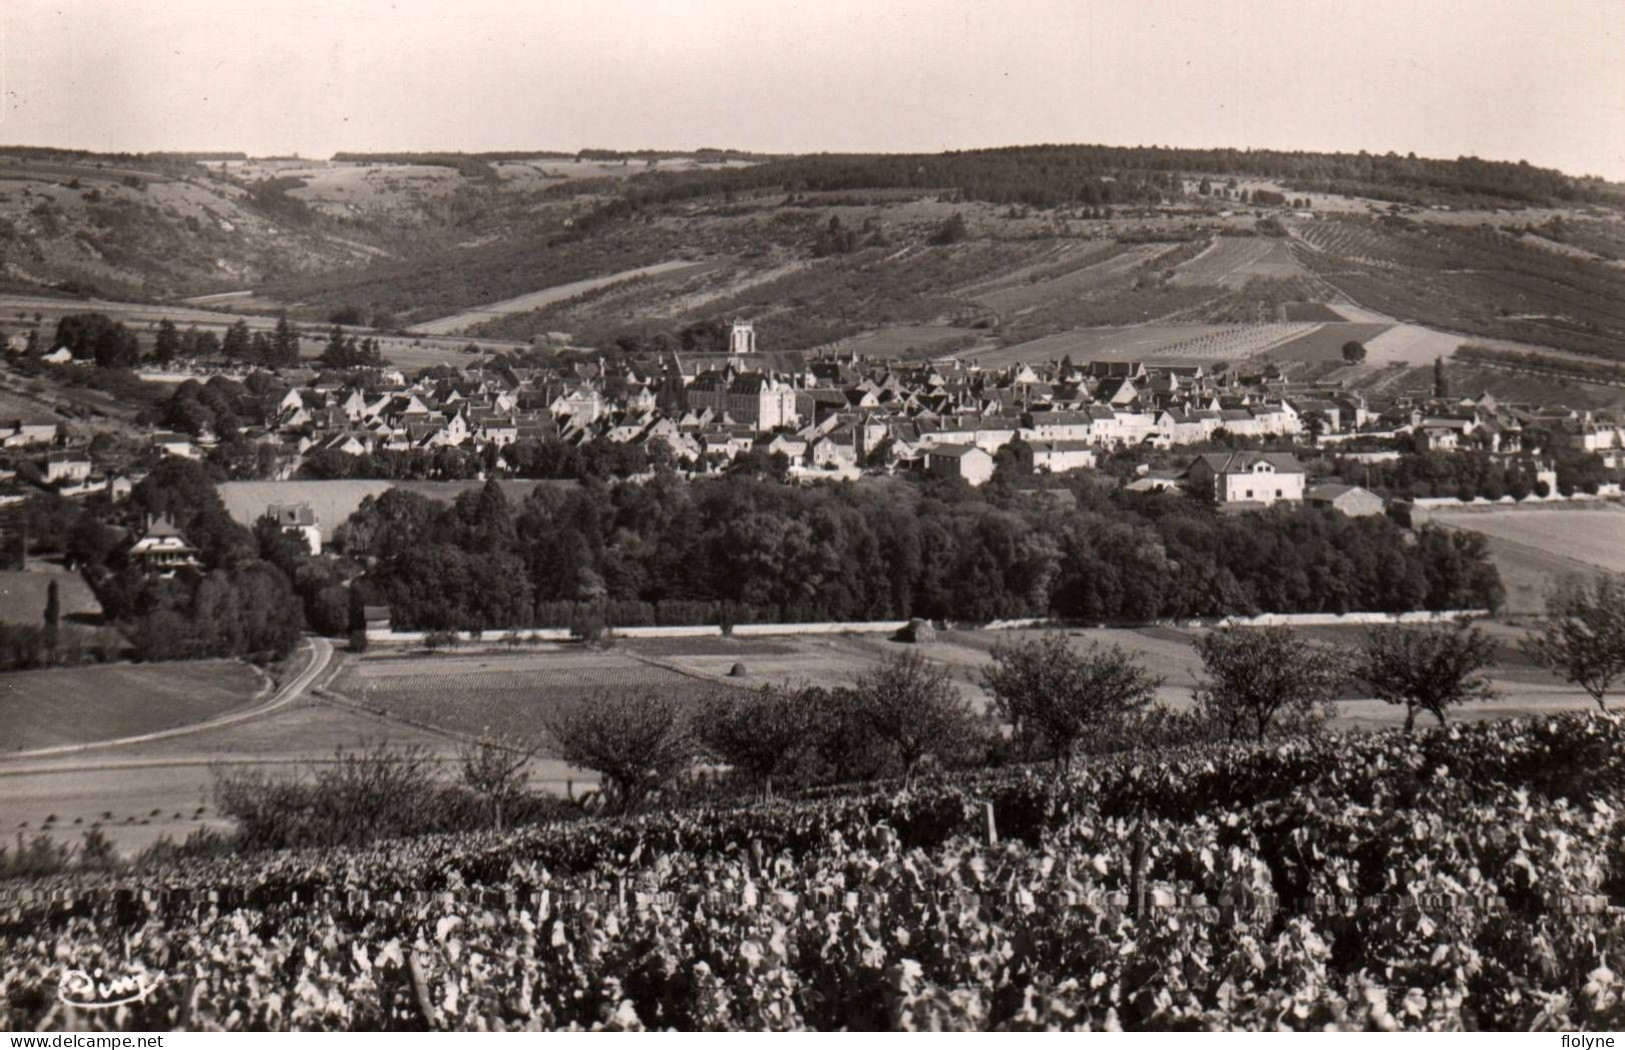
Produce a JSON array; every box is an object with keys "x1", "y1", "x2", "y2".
[
  {"x1": 926, "y1": 444, "x2": 995, "y2": 486},
  {"x1": 1305, "y1": 483, "x2": 1385, "y2": 517}
]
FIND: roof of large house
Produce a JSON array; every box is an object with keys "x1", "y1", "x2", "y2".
[
  {"x1": 927, "y1": 443, "x2": 989, "y2": 459},
  {"x1": 1192, "y1": 451, "x2": 1305, "y2": 475}
]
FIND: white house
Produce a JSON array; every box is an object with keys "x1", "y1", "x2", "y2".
[{"x1": 1184, "y1": 451, "x2": 1306, "y2": 506}]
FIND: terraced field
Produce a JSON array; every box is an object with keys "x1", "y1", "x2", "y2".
[
  {"x1": 1171, "y1": 236, "x2": 1309, "y2": 286},
  {"x1": 1147, "y1": 322, "x2": 1317, "y2": 361},
  {"x1": 815, "y1": 324, "x2": 983, "y2": 358},
  {"x1": 972, "y1": 244, "x2": 1170, "y2": 314},
  {"x1": 968, "y1": 325, "x2": 1224, "y2": 366}
]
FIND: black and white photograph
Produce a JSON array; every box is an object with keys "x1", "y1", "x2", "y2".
[{"x1": 1, "y1": 0, "x2": 1623, "y2": 1035}]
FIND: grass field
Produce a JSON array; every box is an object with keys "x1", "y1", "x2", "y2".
[
  {"x1": 1283, "y1": 302, "x2": 1347, "y2": 322},
  {"x1": 1360, "y1": 323, "x2": 1467, "y2": 366},
  {"x1": 1429, "y1": 505, "x2": 1625, "y2": 614},
  {"x1": 0, "y1": 568, "x2": 100, "y2": 626},
  {"x1": 2, "y1": 616, "x2": 1608, "y2": 856},
  {"x1": 215, "y1": 478, "x2": 575, "y2": 529},
  {"x1": 326, "y1": 649, "x2": 725, "y2": 743},
  {"x1": 1, "y1": 660, "x2": 266, "y2": 752},
  {"x1": 1432, "y1": 506, "x2": 1625, "y2": 575}
]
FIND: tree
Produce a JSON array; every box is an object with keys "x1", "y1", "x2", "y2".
[
  {"x1": 544, "y1": 689, "x2": 695, "y2": 811},
  {"x1": 1357, "y1": 619, "x2": 1498, "y2": 731},
  {"x1": 1192, "y1": 627, "x2": 1347, "y2": 741},
  {"x1": 1302, "y1": 411, "x2": 1328, "y2": 446},
  {"x1": 1524, "y1": 574, "x2": 1625, "y2": 712},
  {"x1": 320, "y1": 325, "x2": 352, "y2": 369},
  {"x1": 271, "y1": 313, "x2": 301, "y2": 368},
  {"x1": 698, "y1": 684, "x2": 819, "y2": 797},
  {"x1": 1433, "y1": 356, "x2": 1450, "y2": 399},
  {"x1": 221, "y1": 320, "x2": 252, "y2": 362},
  {"x1": 982, "y1": 633, "x2": 1163, "y2": 770},
  {"x1": 152, "y1": 319, "x2": 180, "y2": 366},
  {"x1": 1198, "y1": 177, "x2": 1212, "y2": 197},
  {"x1": 458, "y1": 737, "x2": 539, "y2": 831},
  {"x1": 53, "y1": 313, "x2": 140, "y2": 369},
  {"x1": 1341, "y1": 340, "x2": 1367, "y2": 364},
  {"x1": 929, "y1": 212, "x2": 969, "y2": 246},
  {"x1": 852, "y1": 651, "x2": 976, "y2": 787},
  {"x1": 43, "y1": 579, "x2": 60, "y2": 655}
]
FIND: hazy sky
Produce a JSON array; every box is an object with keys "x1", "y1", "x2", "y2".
[{"x1": 3, "y1": 0, "x2": 1622, "y2": 179}]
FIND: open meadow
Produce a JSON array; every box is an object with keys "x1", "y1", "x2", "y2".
[
  {"x1": 1428, "y1": 504, "x2": 1625, "y2": 614},
  {"x1": 0, "y1": 568, "x2": 100, "y2": 626},
  {"x1": 0, "y1": 616, "x2": 1609, "y2": 859},
  {"x1": 1, "y1": 659, "x2": 266, "y2": 752}
]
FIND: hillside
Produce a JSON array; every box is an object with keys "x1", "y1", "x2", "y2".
[{"x1": 1, "y1": 144, "x2": 1622, "y2": 403}]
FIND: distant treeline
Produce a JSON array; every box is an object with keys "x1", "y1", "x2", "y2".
[
  {"x1": 329, "y1": 152, "x2": 502, "y2": 179},
  {"x1": 0, "y1": 146, "x2": 244, "y2": 169},
  {"x1": 543, "y1": 145, "x2": 1625, "y2": 215}
]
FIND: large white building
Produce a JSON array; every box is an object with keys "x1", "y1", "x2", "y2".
[
  {"x1": 1184, "y1": 451, "x2": 1306, "y2": 506},
  {"x1": 686, "y1": 371, "x2": 799, "y2": 431}
]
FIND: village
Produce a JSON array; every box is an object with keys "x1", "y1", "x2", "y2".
[{"x1": 4, "y1": 319, "x2": 1624, "y2": 550}]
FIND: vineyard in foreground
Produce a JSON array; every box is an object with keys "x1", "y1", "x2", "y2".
[{"x1": 4, "y1": 715, "x2": 1625, "y2": 1031}]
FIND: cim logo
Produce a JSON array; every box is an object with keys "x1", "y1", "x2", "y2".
[{"x1": 57, "y1": 968, "x2": 163, "y2": 1010}]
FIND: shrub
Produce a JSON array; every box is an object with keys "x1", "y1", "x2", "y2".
[
  {"x1": 423, "y1": 629, "x2": 460, "y2": 651},
  {"x1": 217, "y1": 743, "x2": 478, "y2": 851},
  {"x1": 982, "y1": 633, "x2": 1165, "y2": 770},
  {"x1": 1525, "y1": 573, "x2": 1625, "y2": 711},
  {"x1": 569, "y1": 606, "x2": 607, "y2": 644},
  {"x1": 1192, "y1": 627, "x2": 1348, "y2": 741},
  {"x1": 544, "y1": 690, "x2": 696, "y2": 812},
  {"x1": 1357, "y1": 619, "x2": 1499, "y2": 731},
  {"x1": 852, "y1": 652, "x2": 979, "y2": 786},
  {"x1": 699, "y1": 685, "x2": 821, "y2": 798}
]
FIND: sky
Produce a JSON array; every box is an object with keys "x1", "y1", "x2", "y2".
[{"x1": 2, "y1": 0, "x2": 1622, "y2": 179}]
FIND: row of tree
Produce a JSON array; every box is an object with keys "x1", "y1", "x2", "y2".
[
  {"x1": 38, "y1": 313, "x2": 307, "y2": 369},
  {"x1": 1334, "y1": 449, "x2": 1617, "y2": 502},
  {"x1": 551, "y1": 581, "x2": 1625, "y2": 812},
  {"x1": 340, "y1": 474, "x2": 1505, "y2": 634}
]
